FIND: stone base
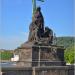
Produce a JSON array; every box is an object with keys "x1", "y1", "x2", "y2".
[
  {"x1": 32, "y1": 45, "x2": 65, "y2": 66},
  {"x1": 15, "y1": 42, "x2": 65, "y2": 67},
  {"x1": 2, "y1": 65, "x2": 74, "y2": 75},
  {"x1": 32, "y1": 61, "x2": 66, "y2": 67},
  {"x1": 14, "y1": 42, "x2": 33, "y2": 67}
]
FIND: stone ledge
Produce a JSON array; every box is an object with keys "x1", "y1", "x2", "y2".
[{"x1": 2, "y1": 65, "x2": 74, "y2": 71}]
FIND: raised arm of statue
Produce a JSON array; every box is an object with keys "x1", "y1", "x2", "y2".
[
  {"x1": 32, "y1": 0, "x2": 45, "y2": 15},
  {"x1": 32, "y1": 0, "x2": 36, "y2": 15}
]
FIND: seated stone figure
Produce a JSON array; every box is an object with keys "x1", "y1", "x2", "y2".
[
  {"x1": 44, "y1": 27, "x2": 53, "y2": 44},
  {"x1": 37, "y1": 27, "x2": 53, "y2": 45}
]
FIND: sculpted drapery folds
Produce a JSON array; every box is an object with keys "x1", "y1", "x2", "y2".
[{"x1": 28, "y1": 7, "x2": 53, "y2": 44}]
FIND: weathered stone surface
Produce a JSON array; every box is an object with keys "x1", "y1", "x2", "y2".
[
  {"x1": 28, "y1": 7, "x2": 53, "y2": 44},
  {"x1": 2, "y1": 66, "x2": 74, "y2": 75},
  {"x1": 15, "y1": 7, "x2": 65, "y2": 67},
  {"x1": 14, "y1": 47, "x2": 32, "y2": 67},
  {"x1": 32, "y1": 45, "x2": 66, "y2": 66},
  {"x1": 28, "y1": 7, "x2": 44, "y2": 42}
]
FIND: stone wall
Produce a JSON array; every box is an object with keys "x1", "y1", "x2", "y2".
[
  {"x1": 32, "y1": 45, "x2": 66, "y2": 66},
  {"x1": 15, "y1": 48, "x2": 32, "y2": 67},
  {"x1": 2, "y1": 65, "x2": 74, "y2": 75}
]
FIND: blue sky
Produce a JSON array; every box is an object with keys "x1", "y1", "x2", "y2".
[{"x1": 0, "y1": 0, "x2": 74, "y2": 50}]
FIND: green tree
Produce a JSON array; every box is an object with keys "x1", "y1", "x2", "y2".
[
  {"x1": 0, "y1": 51, "x2": 13, "y2": 60},
  {"x1": 64, "y1": 46, "x2": 75, "y2": 64}
]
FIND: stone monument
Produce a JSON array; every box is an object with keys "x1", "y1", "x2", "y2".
[
  {"x1": 2, "y1": 1, "x2": 74, "y2": 75},
  {"x1": 14, "y1": 6, "x2": 66, "y2": 67}
]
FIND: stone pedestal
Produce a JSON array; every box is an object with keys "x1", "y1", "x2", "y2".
[
  {"x1": 32, "y1": 45, "x2": 66, "y2": 67},
  {"x1": 15, "y1": 42, "x2": 66, "y2": 67},
  {"x1": 2, "y1": 65, "x2": 74, "y2": 75},
  {"x1": 14, "y1": 42, "x2": 33, "y2": 67}
]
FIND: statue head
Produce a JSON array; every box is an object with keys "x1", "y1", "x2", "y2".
[{"x1": 36, "y1": 7, "x2": 41, "y2": 11}]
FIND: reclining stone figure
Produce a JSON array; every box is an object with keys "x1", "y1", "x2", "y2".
[{"x1": 44, "y1": 27, "x2": 53, "y2": 44}]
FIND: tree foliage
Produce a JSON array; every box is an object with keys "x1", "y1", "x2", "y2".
[
  {"x1": 0, "y1": 51, "x2": 13, "y2": 60},
  {"x1": 56, "y1": 37, "x2": 75, "y2": 64},
  {"x1": 56, "y1": 37, "x2": 74, "y2": 48},
  {"x1": 64, "y1": 46, "x2": 75, "y2": 64}
]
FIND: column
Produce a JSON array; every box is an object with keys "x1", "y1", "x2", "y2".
[{"x1": 38, "y1": 46, "x2": 41, "y2": 67}]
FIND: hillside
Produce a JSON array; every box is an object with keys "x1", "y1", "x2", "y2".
[
  {"x1": 56, "y1": 37, "x2": 74, "y2": 48},
  {"x1": 56, "y1": 36, "x2": 75, "y2": 64}
]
